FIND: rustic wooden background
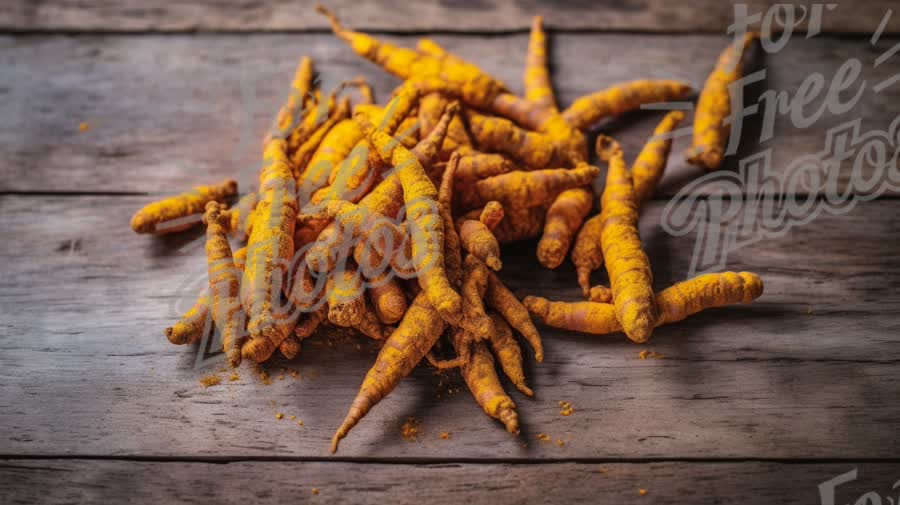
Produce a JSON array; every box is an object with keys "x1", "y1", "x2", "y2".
[{"x1": 2, "y1": 1, "x2": 899, "y2": 503}]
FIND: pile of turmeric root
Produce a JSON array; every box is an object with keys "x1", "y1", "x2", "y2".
[{"x1": 132, "y1": 5, "x2": 764, "y2": 453}]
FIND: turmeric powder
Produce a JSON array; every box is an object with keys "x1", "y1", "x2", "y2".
[
  {"x1": 537, "y1": 187, "x2": 593, "y2": 269},
  {"x1": 131, "y1": 179, "x2": 237, "y2": 234},
  {"x1": 524, "y1": 272, "x2": 764, "y2": 335},
  {"x1": 204, "y1": 202, "x2": 247, "y2": 368},
  {"x1": 687, "y1": 33, "x2": 759, "y2": 170},
  {"x1": 596, "y1": 135, "x2": 657, "y2": 343},
  {"x1": 561, "y1": 80, "x2": 693, "y2": 131}
]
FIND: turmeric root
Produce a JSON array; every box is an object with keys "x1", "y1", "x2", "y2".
[
  {"x1": 524, "y1": 272, "x2": 764, "y2": 335},
  {"x1": 164, "y1": 290, "x2": 210, "y2": 345},
  {"x1": 632, "y1": 110, "x2": 685, "y2": 205},
  {"x1": 295, "y1": 307, "x2": 326, "y2": 340},
  {"x1": 331, "y1": 291, "x2": 446, "y2": 453},
  {"x1": 241, "y1": 140, "x2": 298, "y2": 344},
  {"x1": 291, "y1": 95, "x2": 352, "y2": 171},
  {"x1": 221, "y1": 192, "x2": 259, "y2": 241},
  {"x1": 279, "y1": 335, "x2": 302, "y2": 359},
  {"x1": 479, "y1": 201, "x2": 504, "y2": 231},
  {"x1": 242, "y1": 310, "x2": 299, "y2": 363},
  {"x1": 561, "y1": 80, "x2": 693, "y2": 131},
  {"x1": 687, "y1": 33, "x2": 759, "y2": 170},
  {"x1": 524, "y1": 16, "x2": 556, "y2": 112},
  {"x1": 327, "y1": 265, "x2": 365, "y2": 328},
  {"x1": 269, "y1": 56, "x2": 315, "y2": 141},
  {"x1": 486, "y1": 271, "x2": 543, "y2": 362},
  {"x1": 458, "y1": 254, "x2": 495, "y2": 342},
  {"x1": 367, "y1": 274, "x2": 408, "y2": 325},
  {"x1": 353, "y1": 299, "x2": 389, "y2": 340},
  {"x1": 537, "y1": 187, "x2": 593, "y2": 269},
  {"x1": 488, "y1": 204, "x2": 546, "y2": 243},
  {"x1": 465, "y1": 109, "x2": 556, "y2": 169},
  {"x1": 572, "y1": 213, "x2": 604, "y2": 297},
  {"x1": 131, "y1": 179, "x2": 237, "y2": 234},
  {"x1": 458, "y1": 216, "x2": 503, "y2": 271},
  {"x1": 300, "y1": 118, "x2": 362, "y2": 202},
  {"x1": 588, "y1": 285, "x2": 613, "y2": 303},
  {"x1": 596, "y1": 135, "x2": 656, "y2": 343},
  {"x1": 487, "y1": 311, "x2": 533, "y2": 397},
  {"x1": 356, "y1": 114, "x2": 462, "y2": 325},
  {"x1": 452, "y1": 330, "x2": 520, "y2": 434},
  {"x1": 439, "y1": 152, "x2": 464, "y2": 287},
  {"x1": 204, "y1": 202, "x2": 247, "y2": 367},
  {"x1": 457, "y1": 163, "x2": 599, "y2": 212}
]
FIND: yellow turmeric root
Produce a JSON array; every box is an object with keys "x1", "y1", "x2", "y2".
[
  {"x1": 356, "y1": 114, "x2": 462, "y2": 325},
  {"x1": 572, "y1": 213, "x2": 603, "y2": 296},
  {"x1": 367, "y1": 274, "x2": 408, "y2": 325},
  {"x1": 269, "y1": 56, "x2": 315, "y2": 142},
  {"x1": 524, "y1": 272, "x2": 764, "y2": 335},
  {"x1": 524, "y1": 15, "x2": 556, "y2": 112},
  {"x1": 327, "y1": 265, "x2": 365, "y2": 328},
  {"x1": 164, "y1": 290, "x2": 210, "y2": 345},
  {"x1": 632, "y1": 110, "x2": 685, "y2": 205},
  {"x1": 596, "y1": 135, "x2": 656, "y2": 343},
  {"x1": 452, "y1": 329, "x2": 520, "y2": 434},
  {"x1": 221, "y1": 192, "x2": 259, "y2": 241},
  {"x1": 131, "y1": 178, "x2": 237, "y2": 234},
  {"x1": 204, "y1": 202, "x2": 247, "y2": 368},
  {"x1": 488, "y1": 311, "x2": 533, "y2": 397},
  {"x1": 241, "y1": 140, "x2": 298, "y2": 344},
  {"x1": 479, "y1": 201, "x2": 505, "y2": 231},
  {"x1": 465, "y1": 109, "x2": 556, "y2": 169},
  {"x1": 331, "y1": 291, "x2": 447, "y2": 453},
  {"x1": 588, "y1": 285, "x2": 613, "y2": 303},
  {"x1": 486, "y1": 271, "x2": 543, "y2": 362},
  {"x1": 458, "y1": 254, "x2": 495, "y2": 342},
  {"x1": 561, "y1": 79, "x2": 693, "y2": 131},
  {"x1": 457, "y1": 164, "x2": 599, "y2": 212},
  {"x1": 537, "y1": 187, "x2": 593, "y2": 269},
  {"x1": 291, "y1": 95, "x2": 352, "y2": 171},
  {"x1": 458, "y1": 213, "x2": 503, "y2": 271},
  {"x1": 687, "y1": 33, "x2": 759, "y2": 170}
]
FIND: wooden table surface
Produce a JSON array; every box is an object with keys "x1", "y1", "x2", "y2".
[{"x1": 2, "y1": 1, "x2": 899, "y2": 503}]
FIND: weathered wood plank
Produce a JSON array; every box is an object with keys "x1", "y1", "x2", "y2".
[
  {"x1": 1, "y1": 195, "x2": 897, "y2": 459},
  {"x1": 1, "y1": 0, "x2": 896, "y2": 34},
  {"x1": 3, "y1": 33, "x2": 898, "y2": 196},
  {"x1": 3, "y1": 460, "x2": 900, "y2": 505}
]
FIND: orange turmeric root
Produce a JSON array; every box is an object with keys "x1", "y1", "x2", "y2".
[
  {"x1": 331, "y1": 291, "x2": 447, "y2": 453},
  {"x1": 164, "y1": 290, "x2": 210, "y2": 345},
  {"x1": 588, "y1": 285, "x2": 613, "y2": 303},
  {"x1": 241, "y1": 140, "x2": 298, "y2": 344},
  {"x1": 487, "y1": 311, "x2": 533, "y2": 397},
  {"x1": 486, "y1": 271, "x2": 543, "y2": 362},
  {"x1": 596, "y1": 135, "x2": 656, "y2": 343},
  {"x1": 687, "y1": 33, "x2": 759, "y2": 170},
  {"x1": 204, "y1": 202, "x2": 247, "y2": 367},
  {"x1": 367, "y1": 274, "x2": 408, "y2": 325},
  {"x1": 457, "y1": 164, "x2": 599, "y2": 212},
  {"x1": 268, "y1": 56, "x2": 315, "y2": 142},
  {"x1": 131, "y1": 179, "x2": 237, "y2": 234},
  {"x1": 452, "y1": 330, "x2": 520, "y2": 434},
  {"x1": 458, "y1": 254, "x2": 495, "y2": 342},
  {"x1": 524, "y1": 272, "x2": 764, "y2": 335},
  {"x1": 221, "y1": 192, "x2": 259, "y2": 241},
  {"x1": 458, "y1": 213, "x2": 503, "y2": 271},
  {"x1": 327, "y1": 265, "x2": 365, "y2": 328},
  {"x1": 524, "y1": 15, "x2": 556, "y2": 112},
  {"x1": 561, "y1": 79, "x2": 693, "y2": 131},
  {"x1": 632, "y1": 110, "x2": 685, "y2": 205},
  {"x1": 537, "y1": 187, "x2": 593, "y2": 269},
  {"x1": 479, "y1": 201, "x2": 505, "y2": 231},
  {"x1": 356, "y1": 114, "x2": 462, "y2": 325}
]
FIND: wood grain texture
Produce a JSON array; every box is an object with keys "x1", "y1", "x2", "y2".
[
  {"x1": 3, "y1": 460, "x2": 900, "y2": 504},
  {"x1": 2, "y1": 32, "x2": 898, "y2": 195},
  {"x1": 0, "y1": 0, "x2": 896, "y2": 34},
  {"x1": 1, "y1": 195, "x2": 897, "y2": 459}
]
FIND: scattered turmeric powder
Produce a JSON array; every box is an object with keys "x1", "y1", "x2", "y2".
[
  {"x1": 199, "y1": 375, "x2": 221, "y2": 388},
  {"x1": 439, "y1": 431, "x2": 451, "y2": 440},
  {"x1": 559, "y1": 400, "x2": 574, "y2": 416},
  {"x1": 536, "y1": 433, "x2": 551, "y2": 442},
  {"x1": 400, "y1": 417, "x2": 422, "y2": 441},
  {"x1": 78, "y1": 122, "x2": 90, "y2": 132},
  {"x1": 131, "y1": 179, "x2": 237, "y2": 234}
]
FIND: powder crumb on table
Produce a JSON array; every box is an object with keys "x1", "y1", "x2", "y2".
[
  {"x1": 556, "y1": 438, "x2": 565, "y2": 446},
  {"x1": 639, "y1": 489, "x2": 648, "y2": 496},
  {"x1": 275, "y1": 412, "x2": 283, "y2": 420},
  {"x1": 78, "y1": 122, "x2": 89, "y2": 132},
  {"x1": 297, "y1": 420, "x2": 304, "y2": 427},
  {"x1": 559, "y1": 400, "x2": 574, "y2": 416},
  {"x1": 199, "y1": 375, "x2": 220, "y2": 388},
  {"x1": 401, "y1": 417, "x2": 421, "y2": 441},
  {"x1": 439, "y1": 431, "x2": 451, "y2": 439},
  {"x1": 536, "y1": 433, "x2": 551, "y2": 441},
  {"x1": 311, "y1": 488, "x2": 319, "y2": 495},
  {"x1": 289, "y1": 415, "x2": 296, "y2": 420},
  {"x1": 229, "y1": 371, "x2": 240, "y2": 382}
]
